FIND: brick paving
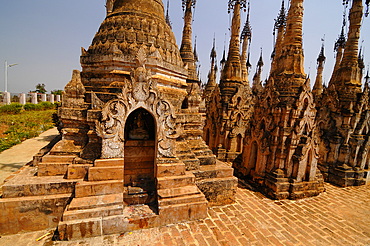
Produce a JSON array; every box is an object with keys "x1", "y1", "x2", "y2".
[{"x1": 1, "y1": 181, "x2": 369, "y2": 246}]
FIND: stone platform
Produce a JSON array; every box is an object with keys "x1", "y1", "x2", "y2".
[{"x1": 1, "y1": 182, "x2": 369, "y2": 245}]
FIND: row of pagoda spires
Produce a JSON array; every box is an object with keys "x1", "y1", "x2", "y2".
[{"x1": 165, "y1": 0, "x2": 369, "y2": 98}]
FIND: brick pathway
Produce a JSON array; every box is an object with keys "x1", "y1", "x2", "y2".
[{"x1": 1, "y1": 181, "x2": 369, "y2": 246}]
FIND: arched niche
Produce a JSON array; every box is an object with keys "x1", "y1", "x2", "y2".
[{"x1": 124, "y1": 108, "x2": 157, "y2": 208}]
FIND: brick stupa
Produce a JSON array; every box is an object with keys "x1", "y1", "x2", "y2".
[{"x1": 0, "y1": 0, "x2": 237, "y2": 240}]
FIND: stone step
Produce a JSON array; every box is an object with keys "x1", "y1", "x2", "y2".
[
  {"x1": 157, "y1": 185, "x2": 201, "y2": 199},
  {"x1": 58, "y1": 205, "x2": 158, "y2": 240},
  {"x1": 157, "y1": 162, "x2": 186, "y2": 177},
  {"x1": 37, "y1": 163, "x2": 69, "y2": 176},
  {"x1": 68, "y1": 193, "x2": 124, "y2": 211},
  {"x1": 63, "y1": 204, "x2": 124, "y2": 221},
  {"x1": 67, "y1": 164, "x2": 92, "y2": 179},
  {"x1": 196, "y1": 155, "x2": 216, "y2": 165},
  {"x1": 196, "y1": 176, "x2": 238, "y2": 206},
  {"x1": 194, "y1": 163, "x2": 234, "y2": 180},
  {"x1": 88, "y1": 166, "x2": 124, "y2": 181},
  {"x1": 157, "y1": 172, "x2": 195, "y2": 189},
  {"x1": 75, "y1": 180, "x2": 124, "y2": 198},
  {"x1": 58, "y1": 217, "x2": 103, "y2": 239},
  {"x1": 41, "y1": 155, "x2": 76, "y2": 163},
  {"x1": 158, "y1": 201, "x2": 208, "y2": 225},
  {"x1": 158, "y1": 193, "x2": 206, "y2": 206},
  {"x1": 2, "y1": 177, "x2": 77, "y2": 198},
  {"x1": 94, "y1": 158, "x2": 124, "y2": 167},
  {"x1": 181, "y1": 159, "x2": 201, "y2": 171},
  {"x1": 156, "y1": 157, "x2": 181, "y2": 164}
]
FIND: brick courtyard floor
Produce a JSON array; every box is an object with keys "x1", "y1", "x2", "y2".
[{"x1": 0, "y1": 181, "x2": 369, "y2": 246}]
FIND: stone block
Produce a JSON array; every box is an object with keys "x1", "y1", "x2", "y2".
[
  {"x1": 58, "y1": 218, "x2": 102, "y2": 240},
  {"x1": 74, "y1": 180, "x2": 124, "y2": 198},
  {"x1": 67, "y1": 164, "x2": 91, "y2": 179},
  {"x1": 88, "y1": 166, "x2": 124, "y2": 181},
  {"x1": 0, "y1": 194, "x2": 71, "y2": 235},
  {"x1": 94, "y1": 158, "x2": 124, "y2": 167},
  {"x1": 37, "y1": 163, "x2": 69, "y2": 176},
  {"x1": 68, "y1": 193, "x2": 124, "y2": 211},
  {"x1": 196, "y1": 176, "x2": 238, "y2": 206},
  {"x1": 157, "y1": 185, "x2": 200, "y2": 199},
  {"x1": 156, "y1": 163, "x2": 186, "y2": 177},
  {"x1": 63, "y1": 204, "x2": 124, "y2": 221},
  {"x1": 158, "y1": 201, "x2": 208, "y2": 225},
  {"x1": 158, "y1": 193, "x2": 206, "y2": 206},
  {"x1": 157, "y1": 173, "x2": 195, "y2": 189},
  {"x1": 2, "y1": 179, "x2": 77, "y2": 198},
  {"x1": 41, "y1": 155, "x2": 76, "y2": 163}
]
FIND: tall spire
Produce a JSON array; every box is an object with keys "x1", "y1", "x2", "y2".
[
  {"x1": 205, "y1": 37, "x2": 218, "y2": 96},
  {"x1": 165, "y1": 0, "x2": 172, "y2": 28},
  {"x1": 252, "y1": 49, "x2": 264, "y2": 94},
  {"x1": 332, "y1": 0, "x2": 363, "y2": 93},
  {"x1": 280, "y1": 0, "x2": 305, "y2": 76},
  {"x1": 313, "y1": 40, "x2": 326, "y2": 98},
  {"x1": 341, "y1": 0, "x2": 363, "y2": 71},
  {"x1": 221, "y1": 0, "x2": 246, "y2": 82},
  {"x1": 270, "y1": 0, "x2": 286, "y2": 75},
  {"x1": 241, "y1": 2, "x2": 252, "y2": 83},
  {"x1": 329, "y1": 11, "x2": 347, "y2": 86},
  {"x1": 180, "y1": 0, "x2": 198, "y2": 80}
]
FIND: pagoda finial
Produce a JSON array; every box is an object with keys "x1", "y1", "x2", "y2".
[
  {"x1": 241, "y1": 2, "x2": 252, "y2": 41},
  {"x1": 252, "y1": 48, "x2": 264, "y2": 94},
  {"x1": 221, "y1": 0, "x2": 244, "y2": 82},
  {"x1": 228, "y1": 0, "x2": 247, "y2": 13},
  {"x1": 335, "y1": 10, "x2": 347, "y2": 52},
  {"x1": 241, "y1": 2, "x2": 252, "y2": 83},
  {"x1": 274, "y1": 0, "x2": 286, "y2": 33},
  {"x1": 165, "y1": 0, "x2": 172, "y2": 28},
  {"x1": 270, "y1": 0, "x2": 286, "y2": 74},
  {"x1": 313, "y1": 39, "x2": 326, "y2": 98},
  {"x1": 365, "y1": 65, "x2": 370, "y2": 84},
  {"x1": 180, "y1": 0, "x2": 198, "y2": 80}
]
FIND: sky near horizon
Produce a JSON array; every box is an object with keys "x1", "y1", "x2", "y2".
[{"x1": 0, "y1": 0, "x2": 369, "y2": 93}]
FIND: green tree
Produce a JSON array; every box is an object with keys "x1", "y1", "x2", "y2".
[
  {"x1": 35, "y1": 83, "x2": 47, "y2": 94},
  {"x1": 51, "y1": 89, "x2": 63, "y2": 95}
]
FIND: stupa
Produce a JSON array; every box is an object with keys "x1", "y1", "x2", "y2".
[{"x1": 0, "y1": 0, "x2": 237, "y2": 240}]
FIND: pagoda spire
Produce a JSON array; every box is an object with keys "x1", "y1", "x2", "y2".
[
  {"x1": 331, "y1": 0, "x2": 363, "y2": 97},
  {"x1": 252, "y1": 49, "x2": 264, "y2": 94},
  {"x1": 279, "y1": 0, "x2": 305, "y2": 77},
  {"x1": 165, "y1": 0, "x2": 172, "y2": 28},
  {"x1": 313, "y1": 40, "x2": 326, "y2": 98},
  {"x1": 241, "y1": 2, "x2": 252, "y2": 83},
  {"x1": 270, "y1": 0, "x2": 286, "y2": 75},
  {"x1": 341, "y1": 0, "x2": 363, "y2": 72},
  {"x1": 204, "y1": 37, "x2": 218, "y2": 98},
  {"x1": 221, "y1": 0, "x2": 246, "y2": 82},
  {"x1": 180, "y1": 0, "x2": 198, "y2": 80}
]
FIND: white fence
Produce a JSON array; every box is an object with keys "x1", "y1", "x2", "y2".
[{"x1": 1, "y1": 92, "x2": 61, "y2": 105}]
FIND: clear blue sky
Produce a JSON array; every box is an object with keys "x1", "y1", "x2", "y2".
[{"x1": 0, "y1": 0, "x2": 369, "y2": 93}]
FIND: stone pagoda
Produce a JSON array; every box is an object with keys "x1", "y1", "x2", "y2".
[
  {"x1": 0, "y1": 0, "x2": 237, "y2": 240},
  {"x1": 203, "y1": 0, "x2": 254, "y2": 163},
  {"x1": 233, "y1": 0, "x2": 325, "y2": 199},
  {"x1": 316, "y1": 0, "x2": 370, "y2": 186}
]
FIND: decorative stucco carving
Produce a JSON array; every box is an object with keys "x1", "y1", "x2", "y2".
[{"x1": 96, "y1": 47, "x2": 182, "y2": 159}]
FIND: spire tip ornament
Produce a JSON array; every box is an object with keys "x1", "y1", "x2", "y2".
[{"x1": 228, "y1": 0, "x2": 247, "y2": 13}]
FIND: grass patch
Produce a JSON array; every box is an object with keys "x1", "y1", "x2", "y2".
[{"x1": 0, "y1": 109, "x2": 56, "y2": 152}]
